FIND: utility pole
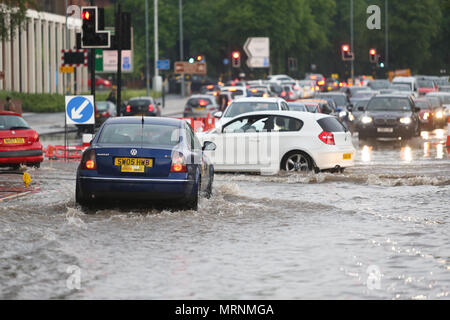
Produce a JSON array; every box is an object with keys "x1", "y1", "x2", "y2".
[
  {"x1": 153, "y1": 0, "x2": 161, "y2": 92},
  {"x1": 350, "y1": 0, "x2": 355, "y2": 84},
  {"x1": 179, "y1": 0, "x2": 185, "y2": 97},
  {"x1": 90, "y1": 0, "x2": 95, "y2": 134},
  {"x1": 116, "y1": 0, "x2": 122, "y2": 116},
  {"x1": 385, "y1": 0, "x2": 389, "y2": 70},
  {"x1": 145, "y1": 0, "x2": 150, "y2": 96}
]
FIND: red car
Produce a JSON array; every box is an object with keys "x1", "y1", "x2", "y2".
[
  {"x1": 0, "y1": 112, "x2": 43, "y2": 168},
  {"x1": 417, "y1": 79, "x2": 438, "y2": 96},
  {"x1": 87, "y1": 75, "x2": 112, "y2": 89}
]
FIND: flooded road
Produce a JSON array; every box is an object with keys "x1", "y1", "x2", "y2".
[{"x1": 1, "y1": 130, "x2": 449, "y2": 299}]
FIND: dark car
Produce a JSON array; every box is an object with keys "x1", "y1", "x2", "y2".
[
  {"x1": 76, "y1": 117, "x2": 216, "y2": 211},
  {"x1": 183, "y1": 95, "x2": 219, "y2": 118},
  {"x1": 356, "y1": 95, "x2": 421, "y2": 141},
  {"x1": 122, "y1": 97, "x2": 161, "y2": 117},
  {"x1": 95, "y1": 101, "x2": 117, "y2": 127}
]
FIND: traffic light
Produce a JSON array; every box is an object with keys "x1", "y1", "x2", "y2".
[
  {"x1": 341, "y1": 44, "x2": 354, "y2": 61},
  {"x1": 369, "y1": 48, "x2": 378, "y2": 63},
  {"x1": 196, "y1": 55, "x2": 204, "y2": 62},
  {"x1": 81, "y1": 7, "x2": 110, "y2": 48},
  {"x1": 232, "y1": 51, "x2": 241, "y2": 68},
  {"x1": 188, "y1": 57, "x2": 195, "y2": 63}
]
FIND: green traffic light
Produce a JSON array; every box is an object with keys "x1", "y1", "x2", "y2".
[
  {"x1": 379, "y1": 62, "x2": 385, "y2": 68},
  {"x1": 188, "y1": 58, "x2": 194, "y2": 63}
]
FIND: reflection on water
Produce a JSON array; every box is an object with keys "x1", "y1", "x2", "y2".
[
  {"x1": 423, "y1": 142, "x2": 430, "y2": 158},
  {"x1": 400, "y1": 146, "x2": 413, "y2": 162},
  {"x1": 421, "y1": 131, "x2": 430, "y2": 140},
  {"x1": 436, "y1": 144, "x2": 444, "y2": 159},
  {"x1": 361, "y1": 145, "x2": 372, "y2": 163},
  {"x1": 435, "y1": 129, "x2": 445, "y2": 140}
]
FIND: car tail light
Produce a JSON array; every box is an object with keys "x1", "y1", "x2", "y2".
[
  {"x1": 318, "y1": 80, "x2": 325, "y2": 86},
  {"x1": 126, "y1": 105, "x2": 131, "y2": 113},
  {"x1": 288, "y1": 91, "x2": 293, "y2": 96},
  {"x1": 26, "y1": 131, "x2": 39, "y2": 144},
  {"x1": 170, "y1": 151, "x2": 187, "y2": 173},
  {"x1": 315, "y1": 86, "x2": 320, "y2": 91},
  {"x1": 263, "y1": 93, "x2": 269, "y2": 98},
  {"x1": 82, "y1": 149, "x2": 97, "y2": 170},
  {"x1": 199, "y1": 99, "x2": 208, "y2": 106},
  {"x1": 281, "y1": 91, "x2": 286, "y2": 97},
  {"x1": 148, "y1": 104, "x2": 154, "y2": 112},
  {"x1": 101, "y1": 111, "x2": 110, "y2": 117},
  {"x1": 318, "y1": 131, "x2": 335, "y2": 145}
]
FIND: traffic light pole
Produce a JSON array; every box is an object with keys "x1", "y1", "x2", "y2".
[
  {"x1": 116, "y1": 1, "x2": 122, "y2": 117},
  {"x1": 90, "y1": 0, "x2": 95, "y2": 134}
]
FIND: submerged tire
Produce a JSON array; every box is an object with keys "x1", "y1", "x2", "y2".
[
  {"x1": 184, "y1": 179, "x2": 200, "y2": 211},
  {"x1": 281, "y1": 151, "x2": 313, "y2": 173}
]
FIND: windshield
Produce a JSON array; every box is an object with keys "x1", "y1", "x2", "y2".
[
  {"x1": 392, "y1": 83, "x2": 412, "y2": 91},
  {"x1": 187, "y1": 97, "x2": 214, "y2": 107},
  {"x1": 98, "y1": 123, "x2": 180, "y2": 146},
  {"x1": 369, "y1": 81, "x2": 390, "y2": 90},
  {"x1": 0, "y1": 115, "x2": 31, "y2": 131},
  {"x1": 305, "y1": 105, "x2": 319, "y2": 113},
  {"x1": 320, "y1": 95, "x2": 347, "y2": 106},
  {"x1": 288, "y1": 103, "x2": 307, "y2": 111},
  {"x1": 415, "y1": 101, "x2": 430, "y2": 109},
  {"x1": 367, "y1": 98, "x2": 412, "y2": 111},
  {"x1": 223, "y1": 101, "x2": 279, "y2": 118},
  {"x1": 96, "y1": 102, "x2": 110, "y2": 111},
  {"x1": 417, "y1": 80, "x2": 435, "y2": 87}
]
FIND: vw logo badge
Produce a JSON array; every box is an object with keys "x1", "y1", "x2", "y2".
[{"x1": 130, "y1": 149, "x2": 138, "y2": 156}]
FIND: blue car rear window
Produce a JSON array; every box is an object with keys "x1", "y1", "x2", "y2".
[{"x1": 98, "y1": 123, "x2": 180, "y2": 146}]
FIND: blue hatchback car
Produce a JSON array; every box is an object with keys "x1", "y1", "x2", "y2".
[{"x1": 76, "y1": 117, "x2": 216, "y2": 211}]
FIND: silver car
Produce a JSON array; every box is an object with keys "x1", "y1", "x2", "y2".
[{"x1": 183, "y1": 94, "x2": 220, "y2": 118}]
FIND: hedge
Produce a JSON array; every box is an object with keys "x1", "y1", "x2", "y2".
[{"x1": 0, "y1": 89, "x2": 162, "y2": 113}]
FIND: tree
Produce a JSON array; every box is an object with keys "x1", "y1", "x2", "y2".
[{"x1": 0, "y1": 0, "x2": 36, "y2": 41}]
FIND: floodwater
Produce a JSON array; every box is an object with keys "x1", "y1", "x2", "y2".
[{"x1": 0, "y1": 129, "x2": 449, "y2": 299}]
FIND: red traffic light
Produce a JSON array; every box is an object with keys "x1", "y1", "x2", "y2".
[
  {"x1": 196, "y1": 55, "x2": 203, "y2": 61},
  {"x1": 342, "y1": 45, "x2": 350, "y2": 52},
  {"x1": 369, "y1": 49, "x2": 377, "y2": 55},
  {"x1": 81, "y1": 11, "x2": 91, "y2": 20},
  {"x1": 232, "y1": 51, "x2": 240, "y2": 59}
]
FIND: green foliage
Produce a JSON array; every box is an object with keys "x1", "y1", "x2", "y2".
[
  {"x1": 0, "y1": 0, "x2": 36, "y2": 41},
  {"x1": 0, "y1": 91, "x2": 64, "y2": 112}
]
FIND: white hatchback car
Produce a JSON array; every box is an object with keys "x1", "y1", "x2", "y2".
[
  {"x1": 214, "y1": 97, "x2": 290, "y2": 128},
  {"x1": 200, "y1": 111, "x2": 355, "y2": 174}
]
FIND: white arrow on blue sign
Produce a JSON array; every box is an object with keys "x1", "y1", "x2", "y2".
[{"x1": 65, "y1": 95, "x2": 95, "y2": 125}]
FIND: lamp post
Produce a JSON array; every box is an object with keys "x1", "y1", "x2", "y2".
[{"x1": 179, "y1": 0, "x2": 185, "y2": 97}]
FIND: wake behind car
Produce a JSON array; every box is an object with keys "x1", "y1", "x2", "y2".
[
  {"x1": 0, "y1": 111, "x2": 43, "y2": 168},
  {"x1": 356, "y1": 94, "x2": 420, "y2": 141},
  {"x1": 76, "y1": 117, "x2": 215, "y2": 211},
  {"x1": 122, "y1": 97, "x2": 161, "y2": 117},
  {"x1": 199, "y1": 111, "x2": 355, "y2": 174}
]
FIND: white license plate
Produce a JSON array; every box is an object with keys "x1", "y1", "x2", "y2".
[{"x1": 377, "y1": 127, "x2": 393, "y2": 133}]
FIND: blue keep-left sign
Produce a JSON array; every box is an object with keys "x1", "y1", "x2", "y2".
[
  {"x1": 65, "y1": 95, "x2": 95, "y2": 125},
  {"x1": 157, "y1": 59, "x2": 170, "y2": 70}
]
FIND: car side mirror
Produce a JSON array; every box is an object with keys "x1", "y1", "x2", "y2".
[
  {"x1": 347, "y1": 104, "x2": 353, "y2": 112},
  {"x1": 214, "y1": 111, "x2": 223, "y2": 118},
  {"x1": 202, "y1": 141, "x2": 216, "y2": 151},
  {"x1": 357, "y1": 106, "x2": 365, "y2": 112}
]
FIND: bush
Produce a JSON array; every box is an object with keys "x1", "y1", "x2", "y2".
[{"x1": 0, "y1": 91, "x2": 65, "y2": 113}]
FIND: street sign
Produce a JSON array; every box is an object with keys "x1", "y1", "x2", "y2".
[
  {"x1": 157, "y1": 59, "x2": 170, "y2": 70},
  {"x1": 59, "y1": 66, "x2": 75, "y2": 74},
  {"x1": 62, "y1": 50, "x2": 88, "y2": 66},
  {"x1": 244, "y1": 37, "x2": 270, "y2": 68},
  {"x1": 65, "y1": 95, "x2": 95, "y2": 125},
  {"x1": 174, "y1": 62, "x2": 207, "y2": 75},
  {"x1": 95, "y1": 49, "x2": 133, "y2": 73}
]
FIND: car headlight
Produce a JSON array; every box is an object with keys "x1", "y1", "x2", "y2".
[
  {"x1": 423, "y1": 112, "x2": 430, "y2": 120},
  {"x1": 339, "y1": 111, "x2": 347, "y2": 118},
  {"x1": 435, "y1": 111, "x2": 443, "y2": 119},
  {"x1": 348, "y1": 113, "x2": 355, "y2": 121},
  {"x1": 399, "y1": 117, "x2": 412, "y2": 125},
  {"x1": 361, "y1": 116, "x2": 372, "y2": 124}
]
